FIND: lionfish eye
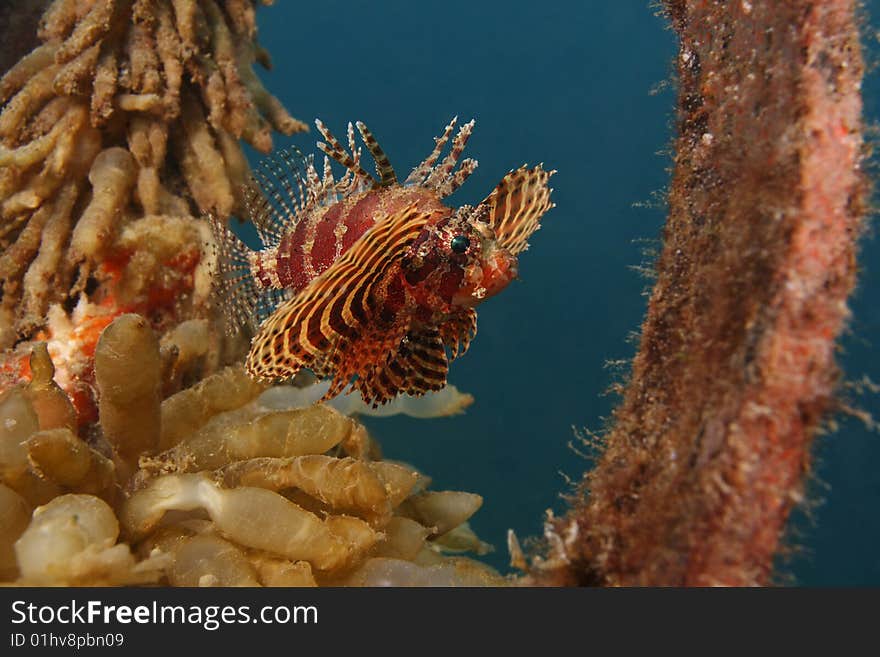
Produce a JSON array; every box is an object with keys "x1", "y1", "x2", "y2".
[{"x1": 450, "y1": 235, "x2": 470, "y2": 254}]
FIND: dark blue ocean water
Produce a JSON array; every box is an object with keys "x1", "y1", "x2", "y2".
[{"x1": 252, "y1": 1, "x2": 880, "y2": 585}]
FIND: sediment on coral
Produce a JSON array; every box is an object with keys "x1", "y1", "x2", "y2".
[
  {"x1": 0, "y1": 315, "x2": 502, "y2": 586},
  {"x1": 0, "y1": 0, "x2": 306, "y2": 342},
  {"x1": 0, "y1": 0, "x2": 306, "y2": 428},
  {"x1": 525, "y1": 0, "x2": 868, "y2": 586}
]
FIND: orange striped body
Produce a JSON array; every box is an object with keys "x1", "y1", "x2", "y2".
[{"x1": 254, "y1": 187, "x2": 447, "y2": 295}]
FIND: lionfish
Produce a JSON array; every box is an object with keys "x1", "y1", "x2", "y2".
[{"x1": 211, "y1": 117, "x2": 555, "y2": 405}]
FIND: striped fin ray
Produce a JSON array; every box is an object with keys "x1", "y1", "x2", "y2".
[
  {"x1": 405, "y1": 117, "x2": 458, "y2": 185},
  {"x1": 356, "y1": 121, "x2": 397, "y2": 186},
  {"x1": 435, "y1": 158, "x2": 478, "y2": 198},
  {"x1": 478, "y1": 164, "x2": 555, "y2": 256},
  {"x1": 321, "y1": 156, "x2": 336, "y2": 197},
  {"x1": 315, "y1": 119, "x2": 375, "y2": 191},
  {"x1": 424, "y1": 119, "x2": 475, "y2": 192},
  {"x1": 246, "y1": 205, "x2": 434, "y2": 391},
  {"x1": 438, "y1": 308, "x2": 478, "y2": 360},
  {"x1": 399, "y1": 328, "x2": 449, "y2": 393},
  {"x1": 301, "y1": 154, "x2": 330, "y2": 212},
  {"x1": 340, "y1": 122, "x2": 363, "y2": 194},
  {"x1": 404, "y1": 117, "x2": 478, "y2": 198},
  {"x1": 325, "y1": 124, "x2": 361, "y2": 198},
  {"x1": 243, "y1": 181, "x2": 283, "y2": 247},
  {"x1": 357, "y1": 327, "x2": 450, "y2": 405}
]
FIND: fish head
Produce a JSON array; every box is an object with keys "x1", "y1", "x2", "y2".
[{"x1": 402, "y1": 205, "x2": 518, "y2": 312}]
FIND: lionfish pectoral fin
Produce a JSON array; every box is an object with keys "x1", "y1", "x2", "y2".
[
  {"x1": 245, "y1": 205, "x2": 435, "y2": 390},
  {"x1": 355, "y1": 325, "x2": 450, "y2": 406},
  {"x1": 439, "y1": 309, "x2": 478, "y2": 360},
  {"x1": 355, "y1": 311, "x2": 477, "y2": 405},
  {"x1": 478, "y1": 164, "x2": 555, "y2": 255}
]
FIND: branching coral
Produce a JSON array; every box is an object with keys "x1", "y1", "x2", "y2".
[
  {"x1": 0, "y1": 0, "x2": 306, "y2": 428},
  {"x1": 526, "y1": 0, "x2": 868, "y2": 586},
  {"x1": 0, "y1": 0, "x2": 305, "y2": 355}
]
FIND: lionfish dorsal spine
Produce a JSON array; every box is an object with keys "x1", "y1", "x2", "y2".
[
  {"x1": 321, "y1": 155, "x2": 336, "y2": 198},
  {"x1": 313, "y1": 117, "x2": 477, "y2": 201},
  {"x1": 315, "y1": 119, "x2": 376, "y2": 191},
  {"x1": 355, "y1": 121, "x2": 397, "y2": 187},
  {"x1": 338, "y1": 122, "x2": 364, "y2": 195},
  {"x1": 435, "y1": 157, "x2": 478, "y2": 198},
  {"x1": 404, "y1": 116, "x2": 458, "y2": 186},
  {"x1": 423, "y1": 119, "x2": 475, "y2": 191},
  {"x1": 403, "y1": 117, "x2": 478, "y2": 198}
]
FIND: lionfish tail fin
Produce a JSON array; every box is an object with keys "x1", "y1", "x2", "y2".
[
  {"x1": 246, "y1": 204, "x2": 435, "y2": 389},
  {"x1": 207, "y1": 212, "x2": 260, "y2": 335},
  {"x1": 405, "y1": 117, "x2": 478, "y2": 198},
  {"x1": 478, "y1": 164, "x2": 556, "y2": 255}
]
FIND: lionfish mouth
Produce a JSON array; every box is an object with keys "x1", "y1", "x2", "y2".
[{"x1": 453, "y1": 248, "x2": 518, "y2": 307}]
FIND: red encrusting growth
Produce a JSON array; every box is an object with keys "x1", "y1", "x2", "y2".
[
  {"x1": 0, "y1": 244, "x2": 204, "y2": 429},
  {"x1": 529, "y1": 0, "x2": 868, "y2": 586}
]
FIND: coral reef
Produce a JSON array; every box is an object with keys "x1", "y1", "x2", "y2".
[
  {"x1": 0, "y1": 2, "x2": 497, "y2": 587},
  {"x1": 0, "y1": 314, "x2": 502, "y2": 586},
  {"x1": 3, "y1": 0, "x2": 866, "y2": 589},
  {"x1": 527, "y1": 0, "x2": 868, "y2": 585},
  {"x1": 0, "y1": 0, "x2": 307, "y2": 417}
]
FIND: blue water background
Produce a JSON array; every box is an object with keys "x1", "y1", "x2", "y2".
[{"x1": 250, "y1": 1, "x2": 880, "y2": 585}]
